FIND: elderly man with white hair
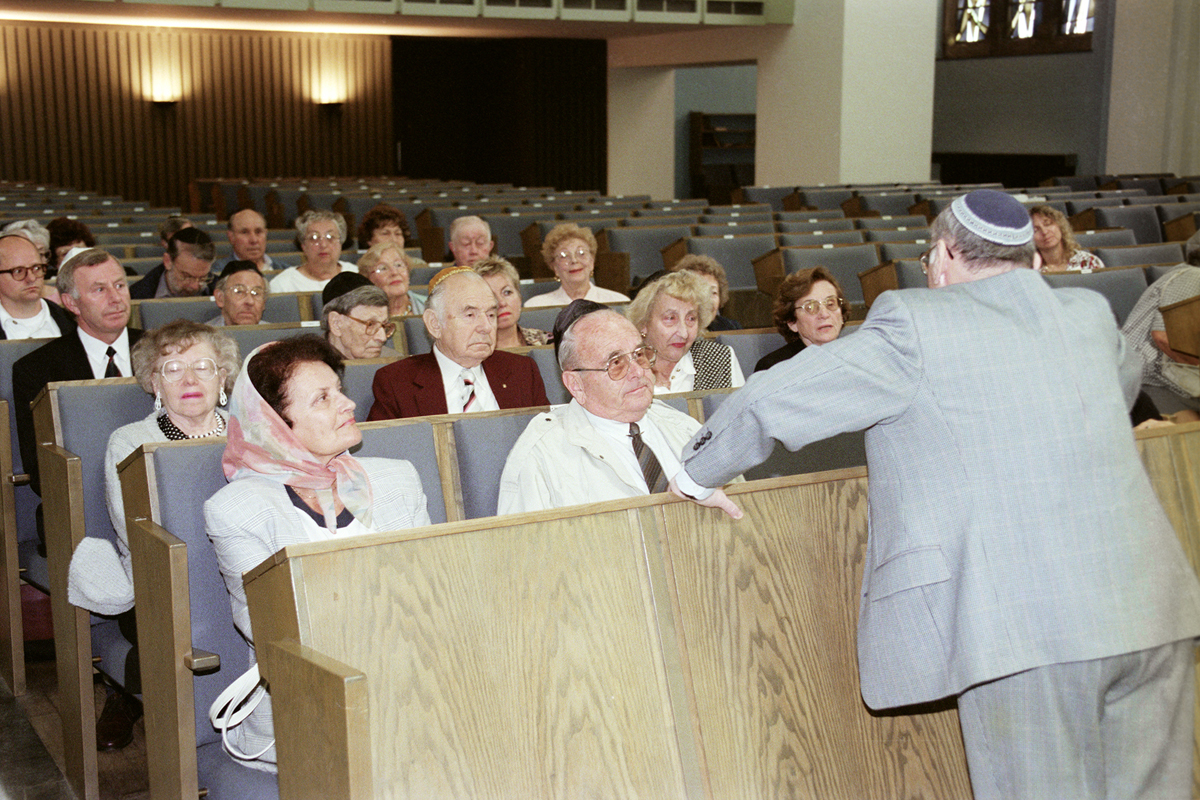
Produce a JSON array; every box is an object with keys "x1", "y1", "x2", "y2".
[
  {"x1": 447, "y1": 215, "x2": 495, "y2": 266},
  {"x1": 497, "y1": 299, "x2": 737, "y2": 515},
  {"x1": 367, "y1": 266, "x2": 547, "y2": 419}
]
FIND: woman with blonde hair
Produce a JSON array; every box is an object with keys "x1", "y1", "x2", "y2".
[
  {"x1": 626, "y1": 270, "x2": 744, "y2": 393},
  {"x1": 1030, "y1": 205, "x2": 1104, "y2": 272},
  {"x1": 474, "y1": 256, "x2": 551, "y2": 347}
]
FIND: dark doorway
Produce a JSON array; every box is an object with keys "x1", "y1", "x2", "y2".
[{"x1": 393, "y1": 36, "x2": 607, "y2": 192}]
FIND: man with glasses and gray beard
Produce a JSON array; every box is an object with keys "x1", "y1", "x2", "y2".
[{"x1": 497, "y1": 299, "x2": 737, "y2": 515}]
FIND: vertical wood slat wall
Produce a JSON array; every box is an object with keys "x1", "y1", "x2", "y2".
[{"x1": 0, "y1": 23, "x2": 393, "y2": 209}]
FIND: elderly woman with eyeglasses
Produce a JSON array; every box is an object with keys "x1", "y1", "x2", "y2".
[
  {"x1": 626, "y1": 270, "x2": 745, "y2": 393},
  {"x1": 358, "y1": 240, "x2": 425, "y2": 316},
  {"x1": 66, "y1": 320, "x2": 241, "y2": 619},
  {"x1": 755, "y1": 267, "x2": 848, "y2": 373},
  {"x1": 524, "y1": 223, "x2": 630, "y2": 308},
  {"x1": 269, "y1": 209, "x2": 359, "y2": 293}
]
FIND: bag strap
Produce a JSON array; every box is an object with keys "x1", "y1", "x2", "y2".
[{"x1": 208, "y1": 664, "x2": 275, "y2": 761}]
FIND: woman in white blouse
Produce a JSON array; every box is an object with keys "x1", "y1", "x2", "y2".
[{"x1": 524, "y1": 223, "x2": 630, "y2": 308}]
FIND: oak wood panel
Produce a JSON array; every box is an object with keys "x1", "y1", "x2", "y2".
[
  {"x1": 0, "y1": 23, "x2": 392, "y2": 208},
  {"x1": 0, "y1": 401, "x2": 22, "y2": 697},
  {"x1": 250, "y1": 508, "x2": 691, "y2": 799},
  {"x1": 1135, "y1": 421, "x2": 1200, "y2": 799},
  {"x1": 268, "y1": 640, "x2": 373, "y2": 800},
  {"x1": 662, "y1": 474, "x2": 973, "y2": 799}
]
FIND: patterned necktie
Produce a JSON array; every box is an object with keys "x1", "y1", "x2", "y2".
[
  {"x1": 461, "y1": 370, "x2": 476, "y2": 413},
  {"x1": 104, "y1": 346, "x2": 121, "y2": 378},
  {"x1": 629, "y1": 422, "x2": 666, "y2": 494}
]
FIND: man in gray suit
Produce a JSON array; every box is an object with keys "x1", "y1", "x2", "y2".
[{"x1": 671, "y1": 189, "x2": 1200, "y2": 799}]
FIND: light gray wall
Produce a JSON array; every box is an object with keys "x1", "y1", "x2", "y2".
[
  {"x1": 674, "y1": 65, "x2": 757, "y2": 199},
  {"x1": 932, "y1": 0, "x2": 1114, "y2": 178}
]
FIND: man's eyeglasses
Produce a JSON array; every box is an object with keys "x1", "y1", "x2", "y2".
[
  {"x1": 919, "y1": 245, "x2": 954, "y2": 275},
  {"x1": 159, "y1": 357, "x2": 220, "y2": 383},
  {"x1": 227, "y1": 285, "x2": 265, "y2": 298},
  {"x1": 0, "y1": 263, "x2": 46, "y2": 281},
  {"x1": 343, "y1": 314, "x2": 397, "y2": 338},
  {"x1": 567, "y1": 345, "x2": 656, "y2": 381},
  {"x1": 795, "y1": 296, "x2": 845, "y2": 316}
]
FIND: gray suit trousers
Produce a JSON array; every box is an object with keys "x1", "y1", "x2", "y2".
[{"x1": 956, "y1": 639, "x2": 1196, "y2": 800}]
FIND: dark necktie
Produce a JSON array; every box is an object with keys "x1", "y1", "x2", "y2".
[
  {"x1": 629, "y1": 422, "x2": 666, "y2": 494},
  {"x1": 461, "y1": 370, "x2": 476, "y2": 412},
  {"x1": 104, "y1": 346, "x2": 121, "y2": 378}
]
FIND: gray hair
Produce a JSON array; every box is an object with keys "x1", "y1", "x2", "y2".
[
  {"x1": 558, "y1": 307, "x2": 625, "y2": 371},
  {"x1": 356, "y1": 241, "x2": 407, "y2": 275},
  {"x1": 1, "y1": 219, "x2": 50, "y2": 255},
  {"x1": 131, "y1": 319, "x2": 240, "y2": 396},
  {"x1": 1185, "y1": 231, "x2": 1200, "y2": 267},
  {"x1": 448, "y1": 215, "x2": 491, "y2": 242},
  {"x1": 930, "y1": 206, "x2": 1035, "y2": 271},
  {"x1": 57, "y1": 247, "x2": 123, "y2": 300},
  {"x1": 321, "y1": 285, "x2": 388, "y2": 334},
  {"x1": 295, "y1": 209, "x2": 348, "y2": 246}
]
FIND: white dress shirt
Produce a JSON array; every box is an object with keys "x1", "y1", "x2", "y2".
[
  {"x1": 432, "y1": 345, "x2": 498, "y2": 413},
  {"x1": 0, "y1": 299, "x2": 62, "y2": 340},
  {"x1": 77, "y1": 327, "x2": 132, "y2": 378},
  {"x1": 579, "y1": 405, "x2": 684, "y2": 491}
]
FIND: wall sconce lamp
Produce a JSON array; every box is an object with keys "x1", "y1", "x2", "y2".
[
  {"x1": 148, "y1": 31, "x2": 183, "y2": 105},
  {"x1": 313, "y1": 36, "x2": 348, "y2": 106}
]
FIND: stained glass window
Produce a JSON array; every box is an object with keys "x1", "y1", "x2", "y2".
[{"x1": 945, "y1": 0, "x2": 1093, "y2": 58}]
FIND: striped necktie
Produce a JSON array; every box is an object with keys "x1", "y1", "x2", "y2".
[
  {"x1": 104, "y1": 346, "x2": 121, "y2": 378},
  {"x1": 460, "y1": 369, "x2": 476, "y2": 413},
  {"x1": 629, "y1": 421, "x2": 666, "y2": 494}
]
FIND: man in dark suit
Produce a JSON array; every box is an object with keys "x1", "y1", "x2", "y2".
[
  {"x1": 368, "y1": 267, "x2": 548, "y2": 419},
  {"x1": 12, "y1": 246, "x2": 145, "y2": 751},
  {"x1": 14, "y1": 247, "x2": 143, "y2": 494},
  {"x1": 128, "y1": 226, "x2": 214, "y2": 299},
  {"x1": 0, "y1": 232, "x2": 74, "y2": 340}
]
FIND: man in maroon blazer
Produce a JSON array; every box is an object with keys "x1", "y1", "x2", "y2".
[{"x1": 368, "y1": 267, "x2": 549, "y2": 419}]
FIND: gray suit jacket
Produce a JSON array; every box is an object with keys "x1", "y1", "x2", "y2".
[{"x1": 684, "y1": 268, "x2": 1200, "y2": 709}]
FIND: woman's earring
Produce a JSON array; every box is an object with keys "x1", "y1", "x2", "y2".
[
  {"x1": 219, "y1": 387, "x2": 228, "y2": 407},
  {"x1": 154, "y1": 392, "x2": 162, "y2": 413}
]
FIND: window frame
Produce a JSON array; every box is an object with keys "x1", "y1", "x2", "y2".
[{"x1": 942, "y1": 0, "x2": 1093, "y2": 59}]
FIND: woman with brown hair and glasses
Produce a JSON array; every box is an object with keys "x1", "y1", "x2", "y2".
[{"x1": 755, "y1": 266, "x2": 848, "y2": 373}]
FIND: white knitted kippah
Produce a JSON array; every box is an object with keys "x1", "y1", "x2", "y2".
[{"x1": 950, "y1": 189, "x2": 1033, "y2": 246}]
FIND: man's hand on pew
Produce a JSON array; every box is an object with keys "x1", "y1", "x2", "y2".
[{"x1": 669, "y1": 477, "x2": 743, "y2": 520}]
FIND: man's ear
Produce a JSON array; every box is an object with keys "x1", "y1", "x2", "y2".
[
  {"x1": 562, "y1": 369, "x2": 584, "y2": 404},
  {"x1": 327, "y1": 311, "x2": 344, "y2": 337},
  {"x1": 423, "y1": 307, "x2": 441, "y2": 340},
  {"x1": 60, "y1": 291, "x2": 81, "y2": 317}
]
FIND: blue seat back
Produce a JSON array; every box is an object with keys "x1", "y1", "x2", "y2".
[
  {"x1": 715, "y1": 331, "x2": 785, "y2": 374},
  {"x1": 686, "y1": 234, "x2": 779, "y2": 291},
  {"x1": 780, "y1": 243, "x2": 882, "y2": 304},
  {"x1": 452, "y1": 410, "x2": 542, "y2": 519},
  {"x1": 354, "y1": 420, "x2": 447, "y2": 525},
  {"x1": 55, "y1": 381, "x2": 156, "y2": 549},
  {"x1": 1041, "y1": 267, "x2": 1150, "y2": 326},
  {"x1": 525, "y1": 347, "x2": 568, "y2": 406},
  {"x1": 603, "y1": 225, "x2": 694, "y2": 281}
]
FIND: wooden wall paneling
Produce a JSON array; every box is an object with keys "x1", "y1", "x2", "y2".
[
  {"x1": 28, "y1": 28, "x2": 50, "y2": 185},
  {"x1": 13, "y1": 28, "x2": 36, "y2": 185}
]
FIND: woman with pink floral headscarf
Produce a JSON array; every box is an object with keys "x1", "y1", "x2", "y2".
[{"x1": 204, "y1": 334, "x2": 429, "y2": 771}]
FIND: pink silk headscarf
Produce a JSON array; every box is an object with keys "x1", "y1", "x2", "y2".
[{"x1": 222, "y1": 343, "x2": 373, "y2": 532}]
